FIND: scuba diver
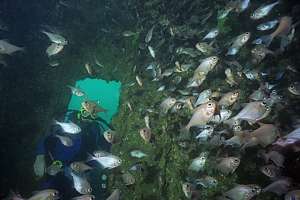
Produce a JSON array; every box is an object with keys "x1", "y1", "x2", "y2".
[{"x1": 33, "y1": 101, "x2": 115, "y2": 199}]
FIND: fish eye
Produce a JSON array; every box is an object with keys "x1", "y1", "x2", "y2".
[
  {"x1": 290, "y1": 85, "x2": 295, "y2": 89},
  {"x1": 87, "y1": 188, "x2": 92, "y2": 193},
  {"x1": 234, "y1": 159, "x2": 239, "y2": 163}
]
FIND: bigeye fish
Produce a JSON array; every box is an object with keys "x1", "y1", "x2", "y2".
[
  {"x1": 224, "y1": 184, "x2": 261, "y2": 200},
  {"x1": 182, "y1": 182, "x2": 194, "y2": 199},
  {"x1": 54, "y1": 120, "x2": 81, "y2": 134},
  {"x1": 226, "y1": 101, "x2": 270, "y2": 125},
  {"x1": 251, "y1": 1, "x2": 280, "y2": 20},
  {"x1": 195, "y1": 125, "x2": 214, "y2": 142},
  {"x1": 122, "y1": 172, "x2": 135, "y2": 186},
  {"x1": 54, "y1": 134, "x2": 73, "y2": 146},
  {"x1": 236, "y1": 0, "x2": 251, "y2": 13},
  {"x1": 70, "y1": 171, "x2": 92, "y2": 195},
  {"x1": 211, "y1": 109, "x2": 232, "y2": 123},
  {"x1": 255, "y1": 16, "x2": 292, "y2": 47},
  {"x1": 185, "y1": 101, "x2": 216, "y2": 130},
  {"x1": 27, "y1": 189, "x2": 59, "y2": 200},
  {"x1": 188, "y1": 152, "x2": 209, "y2": 172},
  {"x1": 103, "y1": 129, "x2": 116, "y2": 144},
  {"x1": 243, "y1": 123, "x2": 280, "y2": 149},
  {"x1": 41, "y1": 30, "x2": 68, "y2": 45},
  {"x1": 203, "y1": 28, "x2": 219, "y2": 40},
  {"x1": 288, "y1": 82, "x2": 300, "y2": 95},
  {"x1": 148, "y1": 46, "x2": 155, "y2": 58},
  {"x1": 194, "y1": 56, "x2": 219, "y2": 75},
  {"x1": 46, "y1": 162, "x2": 63, "y2": 176},
  {"x1": 263, "y1": 177, "x2": 292, "y2": 196},
  {"x1": 215, "y1": 157, "x2": 240, "y2": 174},
  {"x1": 139, "y1": 127, "x2": 152, "y2": 143},
  {"x1": 195, "y1": 42, "x2": 215, "y2": 55},
  {"x1": 227, "y1": 32, "x2": 251, "y2": 55},
  {"x1": 46, "y1": 43, "x2": 64, "y2": 57},
  {"x1": 225, "y1": 68, "x2": 238, "y2": 86},
  {"x1": 0, "y1": 40, "x2": 24, "y2": 55},
  {"x1": 251, "y1": 45, "x2": 274, "y2": 64},
  {"x1": 88, "y1": 151, "x2": 122, "y2": 169},
  {"x1": 67, "y1": 85, "x2": 86, "y2": 97},
  {"x1": 194, "y1": 89, "x2": 212, "y2": 107},
  {"x1": 70, "y1": 161, "x2": 93, "y2": 174},
  {"x1": 218, "y1": 91, "x2": 239, "y2": 107},
  {"x1": 257, "y1": 20, "x2": 279, "y2": 31},
  {"x1": 273, "y1": 127, "x2": 300, "y2": 148},
  {"x1": 259, "y1": 150, "x2": 285, "y2": 168},
  {"x1": 194, "y1": 176, "x2": 218, "y2": 188},
  {"x1": 249, "y1": 86, "x2": 268, "y2": 101},
  {"x1": 84, "y1": 63, "x2": 94, "y2": 76},
  {"x1": 145, "y1": 25, "x2": 155, "y2": 43},
  {"x1": 160, "y1": 97, "x2": 176, "y2": 114},
  {"x1": 130, "y1": 150, "x2": 147, "y2": 158},
  {"x1": 122, "y1": 30, "x2": 138, "y2": 37},
  {"x1": 260, "y1": 164, "x2": 281, "y2": 179}
]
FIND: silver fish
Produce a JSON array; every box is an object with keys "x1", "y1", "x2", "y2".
[
  {"x1": 70, "y1": 172, "x2": 92, "y2": 195},
  {"x1": 89, "y1": 151, "x2": 122, "y2": 169},
  {"x1": 211, "y1": 109, "x2": 232, "y2": 123},
  {"x1": 27, "y1": 189, "x2": 59, "y2": 200},
  {"x1": 227, "y1": 101, "x2": 270, "y2": 125},
  {"x1": 224, "y1": 184, "x2": 261, "y2": 200},
  {"x1": 0, "y1": 40, "x2": 24, "y2": 55},
  {"x1": 195, "y1": 176, "x2": 218, "y2": 188},
  {"x1": 195, "y1": 125, "x2": 214, "y2": 142},
  {"x1": 227, "y1": 32, "x2": 251, "y2": 55},
  {"x1": 54, "y1": 120, "x2": 81, "y2": 134},
  {"x1": 188, "y1": 152, "x2": 209, "y2": 172},
  {"x1": 67, "y1": 85, "x2": 86, "y2": 97},
  {"x1": 130, "y1": 150, "x2": 147, "y2": 158},
  {"x1": 237, "y1": 0, "x2": 251, "y2": 12},
  {"x1": 46, "y1": 43, "x2": 64, "y2": 57},
  {"x1": 263, "y1": 177, "x2": 292, "y2": 196},
  {"x1": 148, "y1": 46, "x2": 155, "y2": 58},
  {"x1": 194, "y1": 89, "x2": 212, "y2": 107},
  {"x1": 55, "y1": 134, "x2": 73, "y2": 146},
  {"x1": 203, "y1": 28, "x2": 219, "y2": 40},
  {"x1": 251, "y1": 1, "x2": 280, "y2": 20},
  {"x1": 145, "y1": 25, "x2": 155, "y2": 43},
  {"x1": 41, "y1": 30, "x2": 68, "y2": 45},
  {"x1": 257, "y1": 20, "x2": 279, "y2": 31},
  {"x1": 160, "y1": 97, "x2": 176, "y2": 114}
]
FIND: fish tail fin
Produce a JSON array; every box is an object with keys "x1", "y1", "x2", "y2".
[
  {"x1": 259, "y1": 35, "x2": 274, "y2": 47},
  {"x1": 53, "y1": 119, "x2": 59, "y2": 125},
  {"x1": 86, "y1": 153, "x2": 94, "y2": 162}
]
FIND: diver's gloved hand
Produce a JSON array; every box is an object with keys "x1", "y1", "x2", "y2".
[{"x1": 34, "y1": 154, "x2": 46, "y2": 177}]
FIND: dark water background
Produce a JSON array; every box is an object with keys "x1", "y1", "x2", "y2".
[{"x1": 0, "y1": 0, "x2": 300, "y2": 198}]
